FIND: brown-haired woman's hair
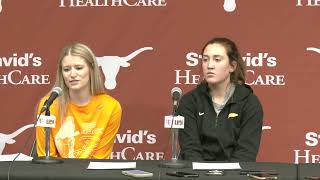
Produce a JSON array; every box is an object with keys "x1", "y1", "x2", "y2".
[
  {"x1": 54, "y1": 43, "x2": 105, "y2": 121},
  {"x1": 201, "y1": 37, "x2": 246, "y2": 84}
]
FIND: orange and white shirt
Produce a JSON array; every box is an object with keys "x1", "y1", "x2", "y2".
[{"x1": 36, "y1": 94, "x2": 121, "y2": 159}]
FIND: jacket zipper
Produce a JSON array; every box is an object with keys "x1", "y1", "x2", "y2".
[
  {"x1": 215, "y1": 114, "x2": 218, "y2": 127},
  {"x1": 215, "y1": 96, "x2": 234, "y2": 128}
]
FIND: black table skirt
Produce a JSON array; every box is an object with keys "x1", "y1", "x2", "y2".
[{"x1": 0, "y1": 159, "x2": 312, "y2": 180}]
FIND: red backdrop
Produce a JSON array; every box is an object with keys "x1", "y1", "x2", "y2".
[{"x1": 0, "y1": 0, "x2": 319, "y2": 163}]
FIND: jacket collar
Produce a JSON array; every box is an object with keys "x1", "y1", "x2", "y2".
[{"x1": 197, "y1": 80, "x2": 253, "y2": 103}]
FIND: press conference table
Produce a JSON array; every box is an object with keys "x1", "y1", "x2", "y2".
[
  {"x1": 0, "y1": 159, "x2": 318, "y2": 180},
  {"x1": 298, "y1": 163, "x2": 320, "y2": 180}
]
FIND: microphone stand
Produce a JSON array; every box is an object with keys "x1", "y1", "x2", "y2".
[
  {"x1": 159, "y1": 108, "x2": 186, "y2": 168},
  {"x1": 32, "y1": 108, "x2": 63, "y2": 164}
]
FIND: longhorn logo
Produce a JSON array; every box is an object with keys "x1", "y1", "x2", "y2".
[
  {"x1": 262, "y1": 126, "x2": 271, "y2": 130},
  {"x1": 306, "y1": 47, "x2": 320, "y2": 54},
  {"x1": 96, "y1": 47, "x2": 153, "y2": 90},
  {"x1": 224, "y1": 0, "x2": 236, "y2": 12},
  {"x1": 0, "y1": 124, "x2": 34, "y2": 154},
  {"x1": 0, "y1": 0, "x2": 3, "y2": 13}
]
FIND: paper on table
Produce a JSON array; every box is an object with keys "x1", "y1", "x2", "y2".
[
  {"x1": 192, "y1": 162, "x2": 241, "y2": 170},
  {"x1": 0, "y1": 153, "x2": 33, "y2": 162},
  {"x1": 87, "y1": 162, "x2": 136, "y2": 170}
]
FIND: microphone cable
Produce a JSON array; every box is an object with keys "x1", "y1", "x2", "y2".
[
  {"x1": 7, "y1": 113, "x2": 42, "y2": 180},
  {"x1": 7, "y1": 87, "x2": 62, "y2": 180}
]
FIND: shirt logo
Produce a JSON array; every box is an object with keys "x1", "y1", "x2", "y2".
[
  {"x1": 198, "y1": 112, "x2": 204, "y2": 116},
  {"x1": 228, "y1": 113, "x2": 238, "y2": 118},
  {"x1": 55, "y1": 116, "x2": 80, "y2": 158}
]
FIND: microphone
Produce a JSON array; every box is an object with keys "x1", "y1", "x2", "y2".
[
  {"x1": 40, "y1": 87, "x2": 63, "y2": 113},
  {"x1": 159, "y1": 87, "x2": 186, "y2": 168},
  {"x1": 171, "y1": 87, "x2": 182, "y2": 113},
  {"x1": 33, "y1": 87, "x2": 64, "y2": 164}
]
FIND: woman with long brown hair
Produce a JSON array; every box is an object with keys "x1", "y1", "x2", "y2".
[{"x1": 178, "y1": 37, "x2": 263, "y2": 162}]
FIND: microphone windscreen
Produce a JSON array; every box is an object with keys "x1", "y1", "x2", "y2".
[
  {"x1": 171, "y1": 87, "x2": 182, "y2": 100},
  {"x1": 52, "y1": 87, "x2": 63, "y2": 96}
]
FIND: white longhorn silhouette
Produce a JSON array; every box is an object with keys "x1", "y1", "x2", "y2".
[
  {"x1": 96, "y1": 47, "x2": 153, "y2": 90},
  {"x1": 0, "y1": 0, "x2": 3, "y2": 13},
  {"x1": 262, "y1": 126, "x2": 271, "y2": 130},
  {"x1": 306, "y1": 47, "x2": 320, "y2": 54},
  {"x1": 224, "y1": 0, "x2": 236, "y2": 12},
  {"x1": 0, "y1": 124, "x2": 34, "y2": 154}
]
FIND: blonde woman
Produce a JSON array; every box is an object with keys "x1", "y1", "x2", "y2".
[{"x1": 36, "y1": 43, "x2": 122, "y2": 159}]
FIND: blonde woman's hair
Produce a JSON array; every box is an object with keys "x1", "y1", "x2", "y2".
[{"x1": 54, "y1": 43, "x2": 105, "y2": 121}]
